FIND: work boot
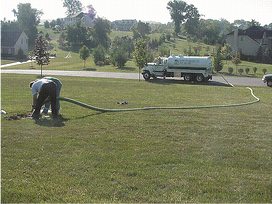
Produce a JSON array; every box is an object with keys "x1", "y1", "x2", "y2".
[{"x1": 32, "y1": 114, "x2": 40, "y2": 119}]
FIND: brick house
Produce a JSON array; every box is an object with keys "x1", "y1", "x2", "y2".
[
  {"x1": 1, "y1": 30, "x2": 29, "y2": 56},
  {"x1": 226, "y1": 26, "x2": 272, "y2": 56}
]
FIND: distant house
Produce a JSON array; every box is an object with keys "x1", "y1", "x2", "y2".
[
  {"x1": 1, "y1": 30, "x2": 29, "y2": 56},
  {"x1": 111, "y1": 19, "x2": 137, "y2": 31},
  {"x1": 226, "y1": 26, "x2": 272, "y2": 56},
  {"x1": 60, "y1": 12, "x2": 94, "y2": 27}
]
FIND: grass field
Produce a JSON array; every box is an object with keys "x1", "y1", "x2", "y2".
[{"x1": 1, "y1": 73, "x2": 271, "y2": 203}]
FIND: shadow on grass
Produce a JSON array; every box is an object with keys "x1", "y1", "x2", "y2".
[
  {"x1": 117, "y1": 67, "x2": 136, "y2": 71},
  {"x1": 215, "y1": 72, "x2": 258, "y2": 78},
  {"x1": 146, "y1": 77, "x2": 232, "y2": 87},
  {"x1": 83, "y1": 68, "x2": 97, "y2": 71},
  {"x1": 75, "y1": 112, "x2": 104, "y2": 119},
  {"x1": 34, "y1": 115, "x2": 69, "y2": 127}
]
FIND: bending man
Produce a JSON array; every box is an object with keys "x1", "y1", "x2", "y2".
[
  {"x1": 30, "y1": 78, "x2": 58, "y2": 119},
  {"x1": 42, "y1": 77, "x2": 62, "y2": 114}
]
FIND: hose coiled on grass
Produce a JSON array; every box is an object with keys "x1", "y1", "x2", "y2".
[{"x1": 57, "y1": 87, "x2": 260, "y2": 112}]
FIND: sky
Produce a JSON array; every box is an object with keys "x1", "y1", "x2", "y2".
[{"x1": 1, "y1": 0, "x2": 272, "y2": 26}]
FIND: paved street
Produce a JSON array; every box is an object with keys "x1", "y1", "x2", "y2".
[{"x1": 1, "y1": 69, "x2": 266, "y2": 87}]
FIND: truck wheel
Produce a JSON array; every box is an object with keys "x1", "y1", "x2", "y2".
[
  {"x1": 143, "y1": 71, "x2": 151, "y2": 80},
  {"x1": 195, "y1": 74, "x2": 204, "y2": 82},
  {"x1": 267, "y1": 80, "x2": 272, "y2": 87},
  {"x1": 183, "y1": 74, "x2": 192, "y2": 81}
]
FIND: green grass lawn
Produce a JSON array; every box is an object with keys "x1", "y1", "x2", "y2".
[{"x1": 1, "y1": 73, "x2": 271, "y2": 203}]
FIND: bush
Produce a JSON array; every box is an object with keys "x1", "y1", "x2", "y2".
[
  {"x1": 104, "y1": 57, "x2": 111, "y2": 65},
  {"x1": 112, "y1": 51, "x2": 128, "y2": 68},
  {"x1": 228, "y1": 67, "x2": 234, "y2": 74},
  {"x1": 262, "y1": 68, "x2": 267, "y2": 74},
  {"x1": 16, "y1": 47, "x2": 25, "y2": 60},
  {"x1": 253, "y1": 67, "x2": 257, "y2": 74},
  {"x1": 238, "y1": 68, "x2": 244, "y2": 75},
  {"x1": 245, "y1": 68, "x2": 250, "y2": 74},
  {"x1": 97, "y1": 61, "x2": 104, "y2": 66},
  {"x1": 93, "y1": 44, "x2": 106, "y2": 65}
]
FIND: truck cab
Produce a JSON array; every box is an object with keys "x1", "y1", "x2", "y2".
[{"x1": 142, "y1": 57, "x2": 173, "y2": 80}]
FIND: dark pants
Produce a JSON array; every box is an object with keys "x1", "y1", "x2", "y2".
[{"x1": 33, "y1": 82, "x2": 57, "y2": 118}]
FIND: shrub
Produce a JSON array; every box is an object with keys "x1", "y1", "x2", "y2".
[
  {"x1": 104, "y1": 57, "x2": 111, "y2": 65},
  {"x1": 238, "y1": 68, "x2": 244, "y2": 75},
  {"x1": 93, "y1": 44, "x2": 106, "y2": 65},
  {"x1": 253, "y1": 67, "x2": 257, "y2": 73},
  {"x1": 16, "y1": 47, "x2": 25, "y2": 60},
  {"x1": 97, "y1": 61, "x2": 104, "y2": 66},
  {"x1": 228, "y1": 67, "x2": 234, "y2": 74},
  {"x1": 262, "y1": 68, "x2": 267, "y2": 74},
  {"x1": 245, "y1": 68, "x2": 250, "y2": 74}
]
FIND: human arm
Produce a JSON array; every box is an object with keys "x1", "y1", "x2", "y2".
[{"x1": 32, "y1": 93, "x2": 37, "y2": 108}]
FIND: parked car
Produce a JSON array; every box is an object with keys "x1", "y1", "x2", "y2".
[{"x1": 262, "y1": 74, "x2": 272, "y2": 87}]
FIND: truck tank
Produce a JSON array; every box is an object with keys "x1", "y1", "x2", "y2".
[{"x1": 167, "y1": 54, "x2": 212, "y2": 69}]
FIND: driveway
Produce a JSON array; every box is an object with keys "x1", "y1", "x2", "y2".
[{"x1": 1, "y1": 69, "x2": 266, "y2": 87}]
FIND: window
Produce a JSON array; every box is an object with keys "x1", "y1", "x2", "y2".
[{"x1": 241, "y1": 37, "x2": 243, "y2": 41}]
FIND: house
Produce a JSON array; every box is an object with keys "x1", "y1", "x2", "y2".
[
  {"x1": 226, "y1": 26, "x2": 272, "y2": 56},
  {"x1": 1, "y1": 30, "x2": 29, "y2": 56},
  {"x1": 60, "y1": 12, "x2": 94, "y2": 27},
  {"x1": 111, "y1": 19, "x2": 137, "y2": 31}
]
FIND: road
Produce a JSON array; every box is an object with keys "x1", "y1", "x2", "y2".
[{"x1": 1, "y1": 69, "x2": 266, "y2": 87}]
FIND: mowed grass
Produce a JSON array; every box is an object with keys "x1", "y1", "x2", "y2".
[{"x1": 1, "y1": 74, "x2": 272, "y2": 203}]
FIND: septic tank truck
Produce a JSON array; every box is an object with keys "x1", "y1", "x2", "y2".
[{"x1": 142, "y1": 54, "x2": 213, "y2": 82}]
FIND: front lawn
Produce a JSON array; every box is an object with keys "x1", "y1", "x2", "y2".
[{"x1": 1, "y1": 74, "x2": 271, "y2": 203}]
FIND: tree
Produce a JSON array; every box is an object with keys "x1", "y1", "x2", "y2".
[
  {"x1": 12, "y1": 3, "x2": 43, "y2": 45},
  {"x1": 92, "y1": 18, "x2": 111, "y2": 48},
  {"x1": 17, "y1": 47, "x2": 25, "y2": 60},
  {"x1": 93, "y1": 44, "x2": 106, "y2": 65},
  {"x1": 79, "y1": 45, "x2": 90, "y2": 68},
  {"x1": 158, "y1": 46, "x2": 170, "y2": 57},
  {"x1": 44, "y1": 20, "x2": 50, "y2": 28},
  {"x1": 183, "y1": 4, "x2": 200, "y2": 37},
  {"x1": 232, "y1": 52, "x2": 242, "y2": 74},
  {"x1": 213, "y1": 46, "x2": 223, "y2": 72},
  {"x1": 58, "y1": 32, "x2": 66, "y2": 47},
  {"x1": 131, "y1": 21, "x2": 150, "y2": 40},
  {"x1": 256, "y1": 46, "x2": 263, "y2": 62},
  {"x1": 133, "y1": 38, "x2": 148, "y2": 81},
  {"x1": 263, "y1": 47, "x2": 272, "y2": 64},
  {"x1": 62, "y1": 0, "x2": 82, "y2": 17},
  {"x1": 221, "y1": 43, "x2": 232, "y2": 63},
  {"x1": 167, "y1": 0, "x2": 198, "y2": 36},
  {"x1": 111, "y1": 50, "x2": 128, "y2": 68},
  {"x1": 66, "y1": 20, "x2": 88, "y2": 46},
  {"x1": 33, "y1": 36, "x2": 50, "y2": 77},
  {"x1": 110, "y1": 36, "x2": 133, "y2": 67},
  {"x1": 49, "y1": 20, "x2": 56, "y2": 28},
  {"x1": 247, "y1": 19, "x2": 261, "y2": 27},
  {"x1": 199, "y1": 19, "x2": 220, "y2": 45}
]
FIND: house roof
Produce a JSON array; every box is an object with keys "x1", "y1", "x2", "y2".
[
  {"x1": 227, "y1": 26, "x2": 272, "y2": 40},
  {"x1": 1, "y1": 30, "x2": 24, "y2": 47}
]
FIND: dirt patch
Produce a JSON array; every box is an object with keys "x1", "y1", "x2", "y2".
[{"x1": 4, "y1": 112, "x2": 32, "y2": 120}]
